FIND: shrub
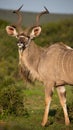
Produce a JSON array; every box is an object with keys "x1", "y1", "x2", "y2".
[{"x1": 0, "y1": 85, "x2": 28, "y2": 117}]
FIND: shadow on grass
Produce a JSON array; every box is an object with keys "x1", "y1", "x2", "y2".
[
  {"x1": 49, "y1": 109, "x2": 57, "y2": 117},
  {"x1": 48, "y1": 108, "x2": 73, "y2": 125}
]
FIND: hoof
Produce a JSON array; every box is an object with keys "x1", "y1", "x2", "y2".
[
  {"x1": 41, "y1": 121, "x2": 53, "y2": 127},
  {"x1": 41, "y1": 122, "x2": 45, "y2": 127},
  {"x1": 65, "y1": 119, "x2": 70, "y2": 126}
]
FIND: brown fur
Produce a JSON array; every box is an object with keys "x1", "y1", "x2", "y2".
[{"x1": 19, "y1": 42, "x2": 73, "y2": 86}]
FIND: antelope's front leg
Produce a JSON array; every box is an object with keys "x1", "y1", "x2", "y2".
[{"x1": 41, "y1": 82, "x2": 54, "y2": 127}]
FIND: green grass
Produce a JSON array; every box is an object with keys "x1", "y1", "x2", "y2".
[
  {"x1": 0, "y1": 84, "x2": 73, "y2": 130},
  {"x1": 0, "y1": 19, "x2": 73, "y2": 130}
]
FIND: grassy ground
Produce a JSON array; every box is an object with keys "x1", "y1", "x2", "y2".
[{"x1": 0, "y1": 83, "x2": 73, "y2": 130}]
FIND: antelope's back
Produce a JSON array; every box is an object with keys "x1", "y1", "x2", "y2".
[
  {"x1": 49, "y1": 43, "x2": 73, "y2": 85},
  {"x1": 38, "y1": 43, "x2": 73, "y2": 85}
]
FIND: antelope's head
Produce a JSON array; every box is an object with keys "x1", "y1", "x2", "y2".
[{"x1": 6, "y1": 5, "x2": 49, "y2": 50}]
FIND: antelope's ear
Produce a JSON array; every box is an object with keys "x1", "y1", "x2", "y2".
[
  {"x1": 30, "y1": 26, "x2": 41, "y2": 39},
  {"x1": 6, "y1": 26, "x2": 18, "y2": 37}
]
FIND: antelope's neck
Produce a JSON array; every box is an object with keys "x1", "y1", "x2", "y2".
[{"x1": 18, "y1": 41, "x2": 44, "y2": 81}]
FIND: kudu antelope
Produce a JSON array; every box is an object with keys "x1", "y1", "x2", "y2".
[{"x1": 6, "y1": 5, "x2": 72, "y2": 126}]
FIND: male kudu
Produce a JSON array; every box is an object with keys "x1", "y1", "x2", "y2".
[{"x1": 6, "y1": 5, "x2": 72, "y2": 126}]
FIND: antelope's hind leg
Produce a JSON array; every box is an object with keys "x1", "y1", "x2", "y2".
[{"x1": 57, "y1": 86, "x2": 70, "y2": 125}]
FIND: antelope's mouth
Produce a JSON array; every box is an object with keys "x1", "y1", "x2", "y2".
[{"x1": 17, "y1": 41, "x2": 24, "y2": 49}]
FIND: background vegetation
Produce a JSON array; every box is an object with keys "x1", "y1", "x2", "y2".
[
  {"x1": 0, "y1": 9, "x2": 73, "y2": 26},
  {"x1": 0, "y1": 18, "x2": 73, "y2": 130}
]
